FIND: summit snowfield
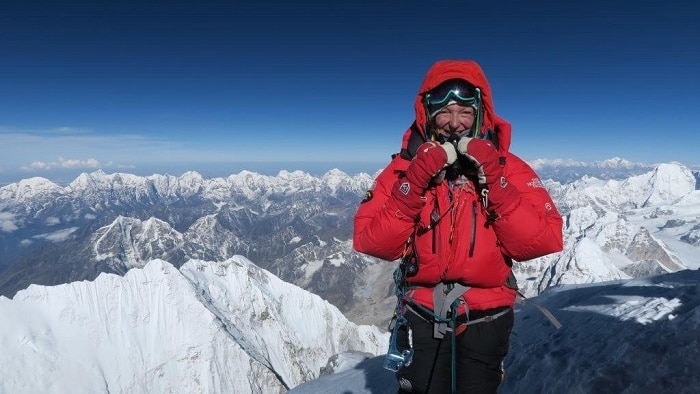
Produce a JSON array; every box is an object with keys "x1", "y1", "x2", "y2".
[
  {"x1": 0, "y1": 256, "x2": 387, "y2": 393},
  {"x1": 290, "y1": 268, "x2": 700, "y2": 394}
]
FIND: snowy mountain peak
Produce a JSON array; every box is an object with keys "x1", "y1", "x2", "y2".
[
  {"x1": 530, "y1": 157, "x2": 650, "y2": 170},
  {"x1": 0, "y1": 257, "x2": 388, "y2": 393},
  {"x1": 597, "y1": 156, "x2": 636, "y2": 168},
  {"x1": 67, "y1": 170, "x2": 109, "y2": 191},
  {"x1": 93, "y1": 216, "x2": 184, "y2": 270},
  {"x1": 0, "y1": 176, "x2": 61, "y2": 201},
  {"x1": 0, "y1": 169, "x2": 375, "y2": 211},
  {"x1": 645, "y1": 163, "x2": 696, "y2": 206}
]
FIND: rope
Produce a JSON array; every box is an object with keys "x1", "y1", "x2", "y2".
[
  {"x1": 450, "y1": 301, "x2": 458, "y2": 394},
  {"x1": 383, "y1": 239, "x2": 417, "y2": 372}
]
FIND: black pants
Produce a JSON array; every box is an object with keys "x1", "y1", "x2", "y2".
[{"x1": 396, "y1": 306, "x2": 514, "y2": 394}]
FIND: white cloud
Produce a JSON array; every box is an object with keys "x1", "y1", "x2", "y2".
[
  {"x1": 104, "y1": 161, "x2": 136, "y2": 169},
  {"x1": 59, "y1": 157, "x2": 98, "y2": 169},
  {"x1": 21, "y1": 157, "x2": 99, "y2": 171},
  {"x1": 0, "y1": 127, "x2": 170, "y2": 172},
  {"x1": 21, "y1": 161, "x2": 52, "y2": 171},
  {"x1": 51, "y1": 127, "x2": 92, "y2": 135},
  {"x1": 0, "y1": 212, "x2": 18, "y2": 232},
  {"x1": 33, "y1": 227, "x2": 78, "y2": 242},
  {"x1": 19, "y1": 156, "x2": 134, "y2": 172}
]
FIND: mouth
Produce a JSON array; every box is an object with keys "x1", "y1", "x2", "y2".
[{"x1": 436, "y1": 130, "x2": 469, "y2": 142}]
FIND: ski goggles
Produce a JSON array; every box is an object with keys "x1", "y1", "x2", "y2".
[{"x1": 424, "y1": 79, "x2": 480, "y2": 117}]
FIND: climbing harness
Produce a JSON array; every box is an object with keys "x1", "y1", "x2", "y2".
[{"x1": 406, "y1": 284, "x2": 512, "y2": 394}]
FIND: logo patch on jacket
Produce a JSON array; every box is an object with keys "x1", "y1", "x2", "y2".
[
  {"x1": 527, "y1": 177, "x2": 544, "y2": 188},
  {"x1": 499, "y1": 176, "x2": 508, "y2": 188},
  {"x1": 399, "y1": 182, "x2": 410, "y2": 195}
]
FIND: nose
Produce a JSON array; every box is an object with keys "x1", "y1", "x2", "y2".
[{"x1": 449, "y1": 113, "x2": 461, "y2": 130}]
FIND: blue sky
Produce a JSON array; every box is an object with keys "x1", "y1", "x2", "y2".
[{"x1": 1, "y1": 0, "x2": 698, "y2": 184}]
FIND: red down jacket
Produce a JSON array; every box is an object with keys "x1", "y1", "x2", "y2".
[{"x1": 353, "y1": 60, "x2": 563, "y2": 312}]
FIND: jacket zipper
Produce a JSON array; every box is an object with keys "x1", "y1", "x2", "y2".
[
  {"x1": 431, "y1": 208, "x2": 439, "y2": 254},
  {"x1": 469, "y1": 200, "x2": 477, "y2": 257}
]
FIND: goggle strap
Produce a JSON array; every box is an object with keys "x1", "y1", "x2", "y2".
[{"x1": 474, "y1": 88, "x2": 483, "y2": 138}]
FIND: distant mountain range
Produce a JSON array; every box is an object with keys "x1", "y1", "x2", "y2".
[
  {"x1": 1, "y1": 159, "x2": 698, "y2": 328},
  {"x1": 531, "y1": 156, "x2": 691, "y2": 183},
  {"x1": 1, "y1": 158, "x2": 699, "y2": 392}
]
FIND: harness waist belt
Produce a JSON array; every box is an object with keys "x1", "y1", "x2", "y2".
[{"x1": 406, "y1": 303, "x2": 511, "y2": 333}]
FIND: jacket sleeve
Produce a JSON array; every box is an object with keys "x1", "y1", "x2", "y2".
[
  {"x1": 353, "y1": 158, "x2": 418, "y2": 261},
  {"x1": 491, "y1": 154, "x2": 564, "y2": 261}
]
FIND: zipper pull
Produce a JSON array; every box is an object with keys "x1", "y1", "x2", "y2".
[{"x1": 480, "y1": 188, "x2": 489, "y2": 210}]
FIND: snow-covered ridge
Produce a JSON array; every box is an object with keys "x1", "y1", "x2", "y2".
[
  {"x1": 0, "y1": 257, "x2": 388, "y2": 393},
  {"x1": 529, "y1": 156, "x2": 653, "y2": 170},
  {"x1": 556, "y1": 162, "x2": 696, "y2": 211},
  {"x1": 1, "y1": 160, "x2": 692, "y2": 204},
  {"x1": 527, "y1": 157, "x2": 694, "y2": 184},
  {"x1": 0, "y1": 168, "x2": 375, "y2": 203},
  {"x1": 514, "y1": 161, "x2": 699, "y2": 298}
]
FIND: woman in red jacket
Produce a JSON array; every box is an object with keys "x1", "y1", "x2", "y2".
[{"x1": 353, "y1": 60, "x2": 563, "y2": 393}]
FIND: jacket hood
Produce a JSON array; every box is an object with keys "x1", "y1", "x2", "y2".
[{"x1": 401, "y1": 60, "x2": 512, "y2": 156}]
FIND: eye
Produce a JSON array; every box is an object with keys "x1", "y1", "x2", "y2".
[{"x1": 433, "y1": 110, "x2": 450, "y2": 120}]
